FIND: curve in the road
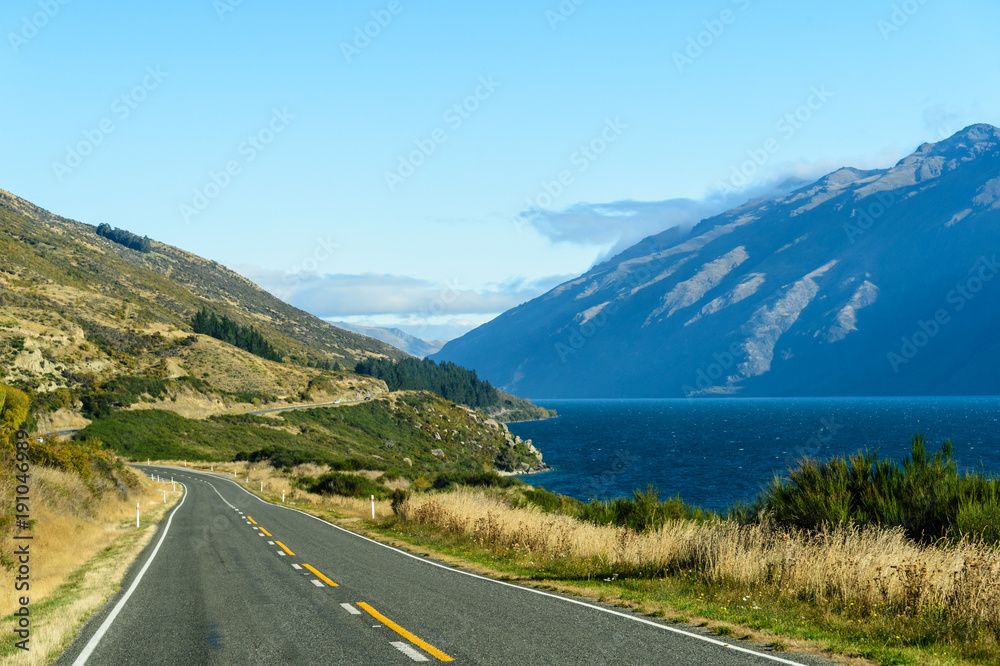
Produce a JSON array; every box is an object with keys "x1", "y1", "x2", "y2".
[{"x1": 61, "y1": 464, "x2": 834, "y2": 665}]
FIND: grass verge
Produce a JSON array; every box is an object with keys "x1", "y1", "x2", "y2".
[{"x1": 0, "y1": 472, "x2": 182, "y2": 665}]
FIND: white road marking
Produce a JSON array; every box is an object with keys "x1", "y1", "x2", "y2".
[
  {"x1": 391, "y1": 642, "x2": 430, "y2": 662},
  {"x1": 292, "y1": 564, "x2": 302, "y2": 570},
  {"x1": 341, "y1": 603, "x2": 361, "y2": 615},
  {"x1": 277, "y1": 551, "x2": 286, "y2": 557},
  {"x1": 70, "y1": 482, "x2": 189, "y2": 666},
  {"x1": 310, "y1": 579, "x2": 324, "y2": 587},
  {"x1": 268, "y1": 541, "x2": 275, "y2": 545},
  {"x1": 146, "y1": 465, "x2": 811, "y2": 666}
]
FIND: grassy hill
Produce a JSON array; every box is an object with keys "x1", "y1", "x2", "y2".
[
  {"x1": 0, "y1": 187, "x2": 407, "y2": 370},
  {"x1": 0, "y1": 188, "x2": 550, "y2": 475}
]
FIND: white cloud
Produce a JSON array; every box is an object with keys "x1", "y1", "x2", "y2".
[{"x1": 233, "y1": 265, "x2": 573, "y2": 320}]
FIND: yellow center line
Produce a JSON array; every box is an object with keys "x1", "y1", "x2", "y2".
[
  {"x1": 356, "y1": 602, "x2": 454, "y2": 662},
  {"x1": 247, "y1": 516, "x2": 257, "y2": 525},
  {"x1": 302, "y1": 563, "x2": 339, "y2": 587},
  {"x1": 275, "y1": 541, "x2": 295, "y2": 556},
  {"x1": 259, "y1": 527, "x2": 272, "y2": 537}
]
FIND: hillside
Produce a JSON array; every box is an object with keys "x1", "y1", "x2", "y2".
[
  {"x1": 0, "y1": 189, "x2": 550, "y2": 477},
  {"x1": 433, "y1": 124, "x2": 1000, "y2": 398},
  {"x1": 0, "y1": 189, "x2": 412, "y2": 425},
  {"x1": 0, "y1": 187, "x2": 407, "y2": 368}
]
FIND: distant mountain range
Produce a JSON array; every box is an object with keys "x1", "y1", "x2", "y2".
[
  {"x1": 330, "y1": 322, "x2": 445, "y2": 358},
  {"x1": 433, "y1": 124, "x2": 1000, "y2": 398}
]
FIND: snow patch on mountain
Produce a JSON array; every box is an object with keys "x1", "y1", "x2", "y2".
[
  {"x1": 973, "y1": 177, "x2": 1000, "y2": 209},
  {"x1": 738, "y1": 261, "x2": 837, "y2": 378},
  {"x1": 826, "y1": 280, "x2": 880, "y2": 342},
  {"x1": 645, "y1": 247, "x2": 749, "y2": 324},
  {"x1": 575, "y1": 302, "x2": 610, "y2": 325},
  {"x1": 686, "y1": 272, "x2": 766, "y2": 326}
]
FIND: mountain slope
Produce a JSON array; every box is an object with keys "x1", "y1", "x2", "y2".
[
  {"x1": 0, "y1": 188, "x2": 406, "y2": 366},
  {"x1": 331, "y1": 321, "x2": 445, "y2": 358},
  {"x1": 433, "y1": 124, "x2": 1000, "y2": 398}
]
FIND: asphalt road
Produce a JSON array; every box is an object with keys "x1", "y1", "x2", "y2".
[{"x1": 57, "y1": 466, "x2": 837, "y2": 665}]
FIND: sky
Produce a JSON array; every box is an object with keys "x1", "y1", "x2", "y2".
[{"x1": 3, "y1": 0, "x2": 1000, "y2": 341}]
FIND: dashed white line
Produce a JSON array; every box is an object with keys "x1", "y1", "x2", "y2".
[
  {"x1": 310, "y1": 579, "x2": 324, "y2": 587},
  {"x1": 341, "y1": 603, "x2": 361, "y2": 615},
  {"x1": 277, "y1": 551, "x2": 286, "y2": 557},
  {"x1": 391, "y1": 642, "x2": 430, "y2": 662},
  {"x1": 267, "y1": 541, "x2": 275, "y2": 545},
  {"x1": 291, "y1": 564, "x2": 302, "y2": 570}
]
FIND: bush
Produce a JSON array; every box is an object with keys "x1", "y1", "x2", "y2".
[
  {"x1": 743, "y1": 435, "x2": 1000, "y2": 544},
  {"x1": 299, "y1": 472, "x2": 386, "y2": 499},
  {"x1": 432, "y1": 470, "x2": 514, "y2": 490},
  {"x1": 581, "y1": 485, "x2": 713, "y2": 532}
]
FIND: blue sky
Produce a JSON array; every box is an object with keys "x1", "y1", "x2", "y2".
[{"x1": 3, "y1": 0, "x2": 999, "y2": 341}]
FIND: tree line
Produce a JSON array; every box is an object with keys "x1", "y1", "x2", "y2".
[
  {"x1": 190, "y1": 308, "x2": 282, "y2": 362},
  {"x1": 354, "y1": 357, "x2": 501, "y2": 409},
  {"x1": 96, "y1": 223, "x2": 152, "y2": 253}
]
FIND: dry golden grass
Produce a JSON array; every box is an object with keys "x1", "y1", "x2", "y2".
[
  {"x1": 151, "y1": 460, "x2": 396, "y2": 520},
  {"x1": 399, "y1": 488, "x2": 1000, "y2": 627},
  {"x1": 0, "y1": 468, "x2": 182, "y2": 665}
]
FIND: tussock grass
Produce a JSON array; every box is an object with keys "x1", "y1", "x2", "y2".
[
  {"x1": 0, "y1": 469, "x2": 182, "y2": 664},
  {"x1": 395, "y1": 488, "x2": 1000, "y2": 661}
]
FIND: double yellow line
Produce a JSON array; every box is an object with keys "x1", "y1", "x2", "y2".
[{"x1": 249, "y1": 520, "x2": 451, "y2": 660}]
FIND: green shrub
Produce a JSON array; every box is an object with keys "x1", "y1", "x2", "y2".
[
  {"x1": 299, "y1": 471, "x2": 386, "y2": 499},
  {"x1": 742, "y1": 435, "x2": 1000, "y2": 544}
]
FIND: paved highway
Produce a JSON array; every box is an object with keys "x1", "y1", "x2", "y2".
[{"x1": 57, "y1": 466, "x2": 836, "y2": 665}]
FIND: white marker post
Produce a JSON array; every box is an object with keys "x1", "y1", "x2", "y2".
[
  {"x1": 371, "y1": 495, "x2": 375, "y2": 519},
  {"x1": 282, "y1": 490, "x2": 285, "y2": 503},
  {"x1": 147, "y1": 458, "x2": 150, "y2": 465},
  {"x1": 136, "y1": 503, "x2": 140, "y2": 528},
  {"x1": 260, "y1": 481, "x2": 263, "y2": 492},
  {"x1": 163, "y1": 490, "x2": 166, "y2": 504}
]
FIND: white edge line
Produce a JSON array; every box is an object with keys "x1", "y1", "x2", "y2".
[
  {"x1": 71, "y1": 481, "x2": 188, "y2": 666},
  {"x1": 141, "y1": 465, "x2": 807, "y2": 666}
]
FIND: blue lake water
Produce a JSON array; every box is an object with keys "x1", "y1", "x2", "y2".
[{"x1": 507, "y1": 398, "x2": 1000, "y2": 511}]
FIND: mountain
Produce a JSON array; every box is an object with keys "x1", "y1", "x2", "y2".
[
  {"x1": 331, "y1": 322, "x2": 445, "y2": 358},
  {"x1": 0, "y1": 188, "x2": 406, "y2": 366},
  {"x1": 0, "y1": 188, "x2": 412, "y2": 427},
  {"x1": 433, "y1": 124, "x2": 1000, "y2": 398}
]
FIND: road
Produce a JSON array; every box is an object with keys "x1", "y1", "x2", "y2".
[
  {"x1": 58, "y1": 466, "x2": 836, "y2": 665},
  {"x1": 42, "y1": 398, "x2": 371, "y2": 438}
]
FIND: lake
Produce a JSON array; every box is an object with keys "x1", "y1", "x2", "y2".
[{"x1": 507, "y1": 397, "x2": 1000, "y2": 511}]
